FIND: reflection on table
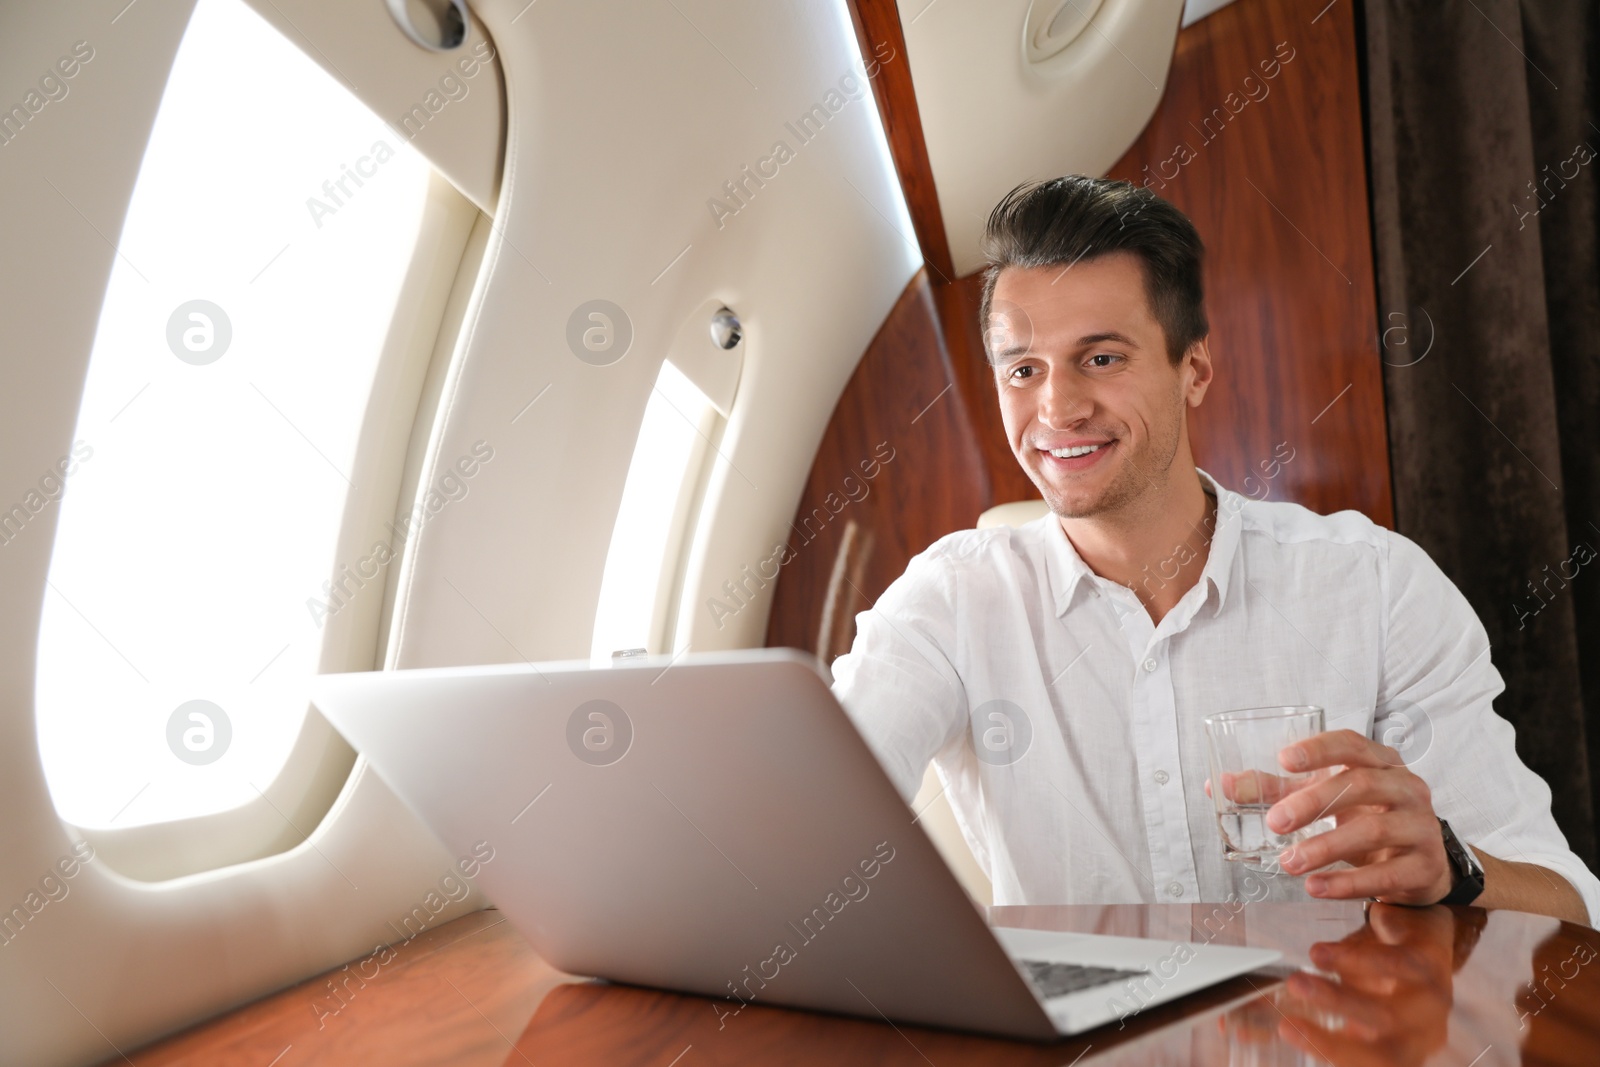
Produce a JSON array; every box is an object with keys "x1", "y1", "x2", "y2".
[
  {"x1": 508, "y1": 901, "x2": 1592, "y2": 1067},
  {"x1": 110, "y1": 901, "x2": 1600, "y2": 1066}
]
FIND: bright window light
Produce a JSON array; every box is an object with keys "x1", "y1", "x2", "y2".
[
  {"x1": 590, "y1": 362, "x2": 719, "y2": 663},
  {"x1": 34, "y1": 0, "x2": 433, "y2": 828}
]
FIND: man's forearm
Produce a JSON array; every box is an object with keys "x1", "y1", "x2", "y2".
[{"x1": 1471, "y1": 846, "x2": 1590, "y2": 926}]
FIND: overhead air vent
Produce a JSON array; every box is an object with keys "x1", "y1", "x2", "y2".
[{"x1": 1024, "y1": 0, "x2": 1108, "y2": 64}]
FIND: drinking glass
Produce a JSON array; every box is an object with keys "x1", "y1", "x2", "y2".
[{"x1": 1203, "y1": 706, "x2": 1334, "y2": 869}]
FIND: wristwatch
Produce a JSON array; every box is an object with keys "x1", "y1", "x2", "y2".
[{"x1": 1437, "y1": 817, "x2": 1486, "y2": 905}]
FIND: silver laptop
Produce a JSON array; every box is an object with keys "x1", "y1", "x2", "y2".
[{"x1": 310, "y1": 647, "x2": 1279, "y2": 1040}]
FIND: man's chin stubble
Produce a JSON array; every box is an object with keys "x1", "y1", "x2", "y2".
[{"x1": 1035, "y1": 459, "x2": 1145, "y2": 520}]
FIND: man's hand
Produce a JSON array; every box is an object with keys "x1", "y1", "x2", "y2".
[{"x1": 1267, "y1": 729, "x2": 1452, "y2": 904}]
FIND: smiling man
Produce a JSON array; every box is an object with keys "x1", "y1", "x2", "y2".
[{"x1": 830, "y1": 176, "x2": 1599, "y2": 926}]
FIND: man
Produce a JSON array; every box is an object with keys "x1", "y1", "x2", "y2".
[{"x1": 830, "y1": 176, "x2": 1598, "y2": 926}]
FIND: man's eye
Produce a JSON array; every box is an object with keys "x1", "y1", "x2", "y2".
[
  {"x1": 1087, "y1": 353, "x2": 1120, "y2": 368},
  {"x1": 1010, "y1": 365, "x2": 1035, "y2": 380}
]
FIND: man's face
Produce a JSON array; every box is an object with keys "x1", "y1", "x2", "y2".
[{"x1": 987, "y1": 252, "x2": 1210, "y2": 519}]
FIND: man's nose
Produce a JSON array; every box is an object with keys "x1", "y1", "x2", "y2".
[{"x1": 1038, "y1": 372, "x2": 1091, "y2": 429}]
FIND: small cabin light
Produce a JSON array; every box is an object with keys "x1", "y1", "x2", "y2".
[
  {"x1": 709, "y1": 307, "x2": 743, "y2": 351},
  {"x1": 387, "y1": 0, "x2": 470, "y2": 52}
]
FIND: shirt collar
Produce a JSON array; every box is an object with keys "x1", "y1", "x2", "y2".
[
  {"x1": 1199, "y1": 468, "x2": 1243, "y2": 616},
  {"x1": 1042, "y1": 467, "x2": 1244, "y2": 619}
]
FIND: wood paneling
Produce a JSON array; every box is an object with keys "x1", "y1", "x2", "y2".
[
  {"x1": 1104, "y1": 0, "x2": 1393, "y2": 526},
  {"x1": 844, "y1": 0, "x2": 956, "y2": 282},
  {"x1": 764, "y1": 270, "x2": 987, "y2": 661},
  {"x1": 110, "y1": 904, "x2": 1600, "y2": 1064},
  {"x1": 768, "y1": 0, "x2": 1393, "y2": 656}
]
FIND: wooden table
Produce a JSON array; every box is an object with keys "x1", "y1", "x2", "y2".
[{"x1": 110, "y1": 901, "x2": 1600, "y2": 1066}]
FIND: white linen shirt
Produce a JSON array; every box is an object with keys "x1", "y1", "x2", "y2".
[{"x1": 830, "y1": 468, "x2": 1600, "y2": 924}]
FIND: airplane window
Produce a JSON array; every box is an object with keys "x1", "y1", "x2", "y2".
[
  {"x1": 590, "y1": 361, "x2": 720, "y2": 663},
  {"x1": 34, "y1": 0, "x2": 434, "y2": 828}
]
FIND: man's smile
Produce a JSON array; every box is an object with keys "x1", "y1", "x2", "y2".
[{"x1": 1036, "y1": 438, "x2": 1117, "y2": 472}]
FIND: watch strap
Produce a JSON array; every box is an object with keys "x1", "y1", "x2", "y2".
[{"x1": 1438, "y1": 817, "x2": 1485, "y2": 906}]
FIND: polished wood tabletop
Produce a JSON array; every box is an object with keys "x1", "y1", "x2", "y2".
[{"x1": 108, "y1": 901, "x2": 1599, "y2": 1066}]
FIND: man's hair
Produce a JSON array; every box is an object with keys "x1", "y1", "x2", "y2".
[{"x1": 978, "y1": 176, "x2": 1208, "y2": 364}]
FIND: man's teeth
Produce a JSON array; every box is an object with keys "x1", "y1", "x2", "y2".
[{"x1": 1048, "y1": 443, "x2": 1105, "y2": 459}]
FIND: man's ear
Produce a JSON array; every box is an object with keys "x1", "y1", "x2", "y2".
[{"x1": 1182, "y1": 337, "x2": 1214, "y2": 406}]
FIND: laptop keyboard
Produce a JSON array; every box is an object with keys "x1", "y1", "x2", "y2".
[{"x1": 1019, "y1": 959, "x2": 1148, "y2": 999}]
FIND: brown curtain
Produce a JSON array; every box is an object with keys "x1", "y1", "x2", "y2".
[{"x1": 1363, "y1": 0, "x2": 1600, "y2": 866}]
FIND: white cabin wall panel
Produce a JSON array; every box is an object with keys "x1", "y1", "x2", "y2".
[
  {"x1": 1, "y1": 5, "x2": 472, "y2": 1066},
  {"x1": 239, "y1": 0, "x2": 505, "y2": 214},
  {"x1": 7, "y1": 766, "x2": 479, "y2": 1066},
  {"x1": 0, "y1": 2, "x2": 201, "y2": 1061},
  {"x1": 897, "y1": 0, "x2": 1185, "y2": 275},
  {"x1": 390, "y1": 0, "x2": 919, "y2": 668},
  {"x1": 1, "y1": 1, "x2": 917, "y2": 1063}
]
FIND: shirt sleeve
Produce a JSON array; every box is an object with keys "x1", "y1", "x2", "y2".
[
  {"x1": 829, "y1": 543, "x2": 969, "y2": 803},
  {"x1": 1379, "y1": 529, "x2": 1600, "y2": 926}
]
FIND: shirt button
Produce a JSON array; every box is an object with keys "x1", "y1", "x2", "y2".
[
  {"x1": 1142, "y1": 657, "x2": 1157, "y2": 673},
  {"x1": 1167, "y1": 882, "x2": 1185, "y2": 898},
  {"x1": 1154, "y1": 769, "x2": 1170, "y2": 785}
]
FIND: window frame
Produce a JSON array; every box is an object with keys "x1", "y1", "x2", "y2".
[{"x1": 76, "y1": 173, "x2": 486, "y2": 881}]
